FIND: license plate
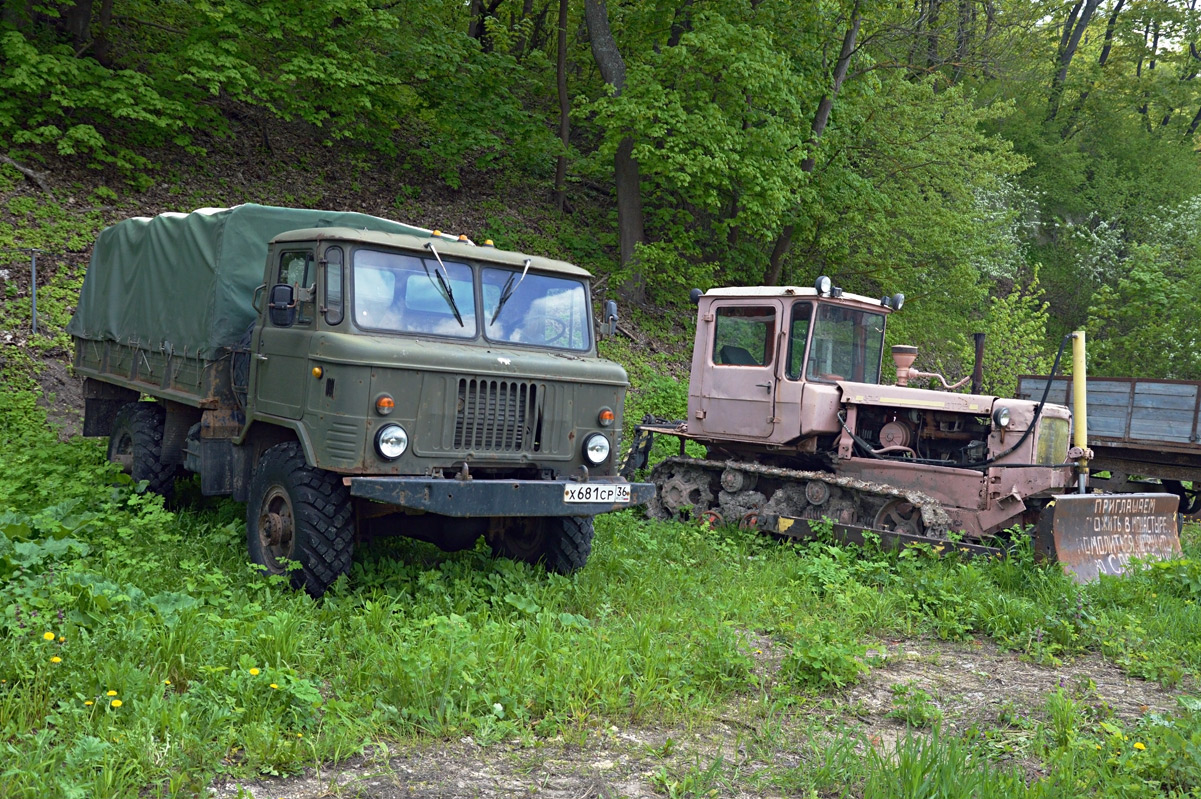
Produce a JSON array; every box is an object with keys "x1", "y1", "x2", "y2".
[{"x1": 564, "y1": 483, "x2": 631, "y2": 504}]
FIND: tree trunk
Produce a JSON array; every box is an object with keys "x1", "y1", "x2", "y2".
[
  {"x1": 951, "y1": 0, "x2": 973, "y2": 83},
  {"x1": 1047, "y1": 0, "x2": 1101, "y2": 122},
  {"x1": 553, "y1": 0, "x2": 569, "y2": 212},
  {"x1": 765, "y1": 2, "x2": 861, "y2": 285},
  {"x1": 59, "y1": 0, "x2": 95, "y2": 50},
  {"x1": 1186, "y1": 104, "x2": 1201, "y2": 139},
  {"x1": 584, "y1": 0, "x2": 646, "y2": 297},
  {"x1": 94, "y1": 0, "x2": 115, "y2": 65},
  {"x1": 1061, "y1": 0, "x2": 1124, "y2": 137},
  {"x1": 926, "y1": 0, "x2": 940, "y2": 70},
  {"x1": 1138, "y1": 19, "x2": 1161, "y2": 125},
  {"x1": 1, "y1": 1, "x2": 36, "y2": 33}
]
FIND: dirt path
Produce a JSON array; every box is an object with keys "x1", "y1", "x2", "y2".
[{"x1": 210, "y1": 639, "x2": 1185, "y2": 798}]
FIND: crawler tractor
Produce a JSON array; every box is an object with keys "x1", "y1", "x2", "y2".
[{"x1": 627, "y1": 279, "x2": 1181, "y2": 580}]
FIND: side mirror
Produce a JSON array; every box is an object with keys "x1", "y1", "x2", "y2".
[
  {"x1": 268, "y1": 284, "x2": 297, "y2": 327},
  {"x1": 600, "y1": 299, "x2": 618, "y2": 338}
]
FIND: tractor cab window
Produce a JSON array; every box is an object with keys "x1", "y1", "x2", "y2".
[
  {"x1": 712, "y1": 306, "x2": 776, "y2": 366},
  {"x1": 785, "y1": 301, "x2": 813, "y2": 380},
  {"x1": 806, "y1": 303, "x2": 885, "y2": 383}
]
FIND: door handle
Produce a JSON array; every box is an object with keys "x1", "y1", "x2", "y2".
[
  {"x1": 255, "y1": 354, "x2": 268, "y2": 361},
  {"x1": 755, "y1": 383, "x2": 771, "y2": 390}
]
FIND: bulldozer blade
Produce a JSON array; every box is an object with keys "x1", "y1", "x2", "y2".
[
  {"x1": 1034, "y1": 493, "x2": 1181, "y2": 583},
  {"x1": 765, "y1": 515, "x2": 1006, "y2": 560}
]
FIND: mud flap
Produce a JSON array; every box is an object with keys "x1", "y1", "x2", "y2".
[{"x1": 1034, "y1": 493, "x2": 1181, "y2": 583}]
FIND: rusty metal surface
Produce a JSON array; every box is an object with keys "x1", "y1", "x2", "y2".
[
  {"x1": 765, "y1": 515, "x2": 1005, "y2": 559},
  {"x1": 650, "y1": 456, "x2": 955, "y2": 536},
  {"x1": 1035, "y1": 493, "x2": 1181, "y2": 583}
]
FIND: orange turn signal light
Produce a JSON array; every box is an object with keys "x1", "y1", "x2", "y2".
[
  {"x1": 376, "y1": 395, "x2": 395, "y2": 415},
  {"x1": 312, "y1": 367, "x2": 323, "y2": 379},
  {"x1": 598, "y1": 408, "x2": 615, "y2": 427}
]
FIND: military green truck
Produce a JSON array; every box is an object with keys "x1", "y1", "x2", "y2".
[{"x1": 68, "y1": 204, "x2": 652, "y2": 595}]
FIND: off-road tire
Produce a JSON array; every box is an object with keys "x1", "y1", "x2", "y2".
[
  {"x1": 246, "y1": 442, "x2": 354, "y2": 597},
  {"x1": 107, "y1": 401, "x2": 177, "y2": 499},
  {"x1": 492, "y1": 516, "x2": 594, "y2": 574}
]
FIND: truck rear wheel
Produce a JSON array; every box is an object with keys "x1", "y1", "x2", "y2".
[
  {"x1": 107, "y1": 401, "x2": 178, "y2": 499},
  {"x1": 492, "y1": 516, "x2": 593, "y2": 574},
  {"x1": 247, "y1": 442, "x2": 354, "y2": 597}
]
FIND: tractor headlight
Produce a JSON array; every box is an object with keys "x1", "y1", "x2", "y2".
[
  {"x1": 583, "y1": 433, "x2": 611, "y2": 465},
  {"x1": 375, "y1": 424, "x2": 409, "y2": 460},
  {"x1": 992, "y1": 406, "x2": 1011, "y2": 429}
]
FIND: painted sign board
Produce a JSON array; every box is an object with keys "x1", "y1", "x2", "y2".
[{"x1": 1035, "y1": 493, "x2": 1181, "y2": 583}]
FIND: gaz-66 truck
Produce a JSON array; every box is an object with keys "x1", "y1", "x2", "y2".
[{"x1": 68, "y1": 204, "x2": 652, "y2": 595}]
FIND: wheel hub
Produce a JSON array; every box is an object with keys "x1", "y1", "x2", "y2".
[{"x1": 265, "y1": 511, "x2": 293, "y2": 547}]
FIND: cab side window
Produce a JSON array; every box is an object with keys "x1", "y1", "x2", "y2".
[
  {"x1": 712, "y1": 306, "x2": 776, "y2": 366},
  {"x1": 278, "y1": 250, "x2": 315, "y2": 324},
  {"x1": 785, "y1": 301, "x2": 813, "y2": 380},
  {"x1": 324, "y1": 247, "x2": 344, "y2": 325}
]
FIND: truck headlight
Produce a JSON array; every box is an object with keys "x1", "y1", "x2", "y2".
[
  {"x1": 583, "y1": 433, "x2": 610, "y2": 465},
  {"x1": 376, "y1": 424, "x2": 408, "y2": 460},
  {"x1": 992, "y1": 406, "x2": 1011, "y2": 429}
]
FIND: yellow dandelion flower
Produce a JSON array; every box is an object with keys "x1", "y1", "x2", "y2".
[
  {"x1": 110, "y1": 699, "x2": 122, "y2": 708},
  {"x1": 1095, "y1": 744, "x2": 1101, "y2": 750},
  {"x1": 106, "y1": 690, "x2": 117, "y2": 696},
  {"x1": 163, "y1": 679, "x2": 171, "y2": 685},
  {"x1": 1134, "y1": 742, "x2": 1146, "y2": 751},
  {"x1": 58, "y1": 636, "x2": 65, "y2": 642},
  {"x1": 296, "y1": 733, "x2": 303, "y2": 738},
  {"x1": 49, "y1": 656, "x2": 62, "y2": 663},
  {"x1": 84, "y1": 700, "x2": 93, "y2": 706},
  {"x1": 270, "y1": 683, "x2": 279, "y2": 689},
  {"x1": 42, "y1": 632, "x2": 55, "y2": 641},
  {"x1": 249, "y1": 668, "x2": 260, "y2": 676}
]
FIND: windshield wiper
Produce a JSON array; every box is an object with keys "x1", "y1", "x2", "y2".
[
  {"x1": 422, "y1": 242, "x2": 464, "y2": 327},
  {"x1": 490, "y1": 258, "x2": 531, "y2": 326}
]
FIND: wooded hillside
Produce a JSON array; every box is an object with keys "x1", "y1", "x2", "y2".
[{"x1": 2, "y1": 0, "x2": 1200, "y2": 383}]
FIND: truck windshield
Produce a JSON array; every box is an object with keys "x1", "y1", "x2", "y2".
[
  {"x1": 352, "y1": 249, "x2": 477, "y2": 338},
  {"x1": 481, "y1": 267, "x2": 591, "y2": 351},
  {"x1": 806, "y1": 303, "x2": 885, "y2": 384}
]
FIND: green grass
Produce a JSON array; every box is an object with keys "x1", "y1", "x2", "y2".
[{"x1": 2, "y1": 382, "x2": 1200, "y2": 797}]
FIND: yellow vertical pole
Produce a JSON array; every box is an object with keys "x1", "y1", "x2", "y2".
[{"x1": 1072, "y1": 331, "x2": 1088, "y2": 494}]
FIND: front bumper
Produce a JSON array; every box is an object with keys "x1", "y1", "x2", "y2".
[{"x1": 347, "y1": 476, "x2": 655, "y2": 517}]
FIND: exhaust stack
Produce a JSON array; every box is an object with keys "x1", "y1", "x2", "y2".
[{"x1": 892, "y1": 345, "x2": 918, "y2": 386}]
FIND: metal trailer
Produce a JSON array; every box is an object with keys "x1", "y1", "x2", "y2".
[{"x1": 1017, "y1": 375, "x2": 1201, "y2": 517}]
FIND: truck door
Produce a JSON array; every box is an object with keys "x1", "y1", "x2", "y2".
[
  {"x1": 697, "y1": 302, "x2": 779, "y2": 438},
  {"x1": 253, "y1": 248, "x2": 316, "y2": 419}
]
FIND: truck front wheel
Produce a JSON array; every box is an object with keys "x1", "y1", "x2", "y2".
[
  {"x1": 107, "y1": 401, "x2": 178, "y2": 499},
  {"x1": 491, "y1": 516, "x2": 594, "y2": 574},
  {"x1": 246, "y1": 443, "x2": 354, "y2": 597}
]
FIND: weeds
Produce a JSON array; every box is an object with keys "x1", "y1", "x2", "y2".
[{"x1": 2, "y1": 363, "x2": 1201, "y2": 795}]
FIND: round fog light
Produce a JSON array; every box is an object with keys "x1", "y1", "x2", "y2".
[
  {"x1": 376, "y1": 424, "x2": 408, "y2": 460},
  {"x1": 583, "y1": 433, "x2": 611, "y2": 465},
  {"x1": 992, "y1": 406, "x2": 1011, "y2": 429}
]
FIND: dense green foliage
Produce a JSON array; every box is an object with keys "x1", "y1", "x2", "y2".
[{"x1": 2, "y1": 0, "x2": 1200, "y2": 378}]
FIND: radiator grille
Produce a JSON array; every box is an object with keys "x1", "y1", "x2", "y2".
[{"x1": 454, "y1": 378, "x2": 540, "y2": 452}]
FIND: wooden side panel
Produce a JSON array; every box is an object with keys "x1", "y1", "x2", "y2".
[
  {"x1": 1018, "y1": 375, "x2": 1201, "y2": 450},
  {"x1": 1130, "y1": 381, "x2": 1198, "y2": 444}
]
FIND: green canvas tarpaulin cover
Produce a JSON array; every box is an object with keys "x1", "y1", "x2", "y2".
[{"x1": 67, "y1": 204, "x2": 429, "y2": 359}]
